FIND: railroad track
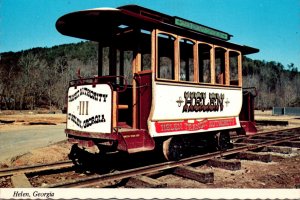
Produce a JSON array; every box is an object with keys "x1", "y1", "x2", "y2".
[
  {"x1": 1, "y1": 127, "x2": 300, "y2": 188},
  {"x1": 47, "y1": 127, "x2": 300, "y2": 188},
  {"x1": 231, "y1": 126, "x2": 299, "y2": 139},
  {"x1": 0, "y1": 160, "x2": 74, "y2": 188},
  {"x1": 0, "y1": 160, "x2": 73, "y2": 177}
]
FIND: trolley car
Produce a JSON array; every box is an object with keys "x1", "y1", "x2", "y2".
[{"x1": 56, "y1": 5, "x2": 259, "y2": 161}]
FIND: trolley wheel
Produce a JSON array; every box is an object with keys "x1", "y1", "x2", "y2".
[
  {"x1": 69, "y1": 144, "x2": 85, "y2": 168},
  {"x1": 215, "y1": 131, "x2": 233, "y2": 150},
  {"x1": 162, "y1": 137, "x2": 185, "y2": 161}
]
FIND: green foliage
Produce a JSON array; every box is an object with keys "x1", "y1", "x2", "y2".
[
  {"x1": 0, "y1": 41, "x2": 98, "y2": 110},
  {"x1": 242, "y1": 57, "x2": 300, "y2": 108}
]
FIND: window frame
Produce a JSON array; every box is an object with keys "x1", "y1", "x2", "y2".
[
  {"x1": 153, "y1": 29, "x2": 243, "y2": 87},
  {"x1": 178, "y1": 36, "x2": 196, "y2": 83},
  {"x1": 155, "y1": 30, "x2": 178, "y2": 81}
]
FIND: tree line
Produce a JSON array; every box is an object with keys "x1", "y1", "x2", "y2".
[
  {"x1": 0, "y1": 41, "x2": 98, "y2": 110},
  {"x1": 242, "y1": 57, "x2": 300, "y2": 109},
  {"x1": 0, "y1": 41, "x2": 299, "y2": 110}
]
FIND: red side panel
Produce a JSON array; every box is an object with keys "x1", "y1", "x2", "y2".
[
  {"x1": 135, "y1": 71, "x2": 152, "y2": 129},
  {"x1": 239, "y1": 90, "x2": 257, "y2": 135},
  {"x1": 115, "y1": 71, "x2": 154, "y2": 154},
  {"x1": 117, "y1": 129, "x2": 155, "y2": 153},
  {"x1": 240, "y1": 121, "x2": 257, "y2": 135}
]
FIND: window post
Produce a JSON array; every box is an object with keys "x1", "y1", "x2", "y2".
[
  {"x1": 174, "y1": 36, "x2": 180, "y2": 81},
  {"x1": 225, "y1": 49, "x2": 230, "y2": 85},
  {"x1": 193, "y1": 42, "x2": 199, "y2": 83},
  {"x1": 238, "y1": 52, "x2": 242, "y2": 87},
  {"x1": 210, "y1": 46, "x2": 215, "y2": 84}
]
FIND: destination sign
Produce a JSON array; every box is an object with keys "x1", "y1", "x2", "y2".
[{"x1": 174, "y1": 17, "x2": 230, "y2": 40}]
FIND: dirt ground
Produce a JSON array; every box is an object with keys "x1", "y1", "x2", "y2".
[
  {"x1": 0, "y1": 110, "x2": 300, "y2": 188},
  {"x1": 0, "y1": 110, "x2": 68, "y2": 167},
  {"x1": 158, "y1": 153, "x2": 300, "y2": 188},
  {"x1": 0, "y1": 110, "x2": 66, "y2": 126}
]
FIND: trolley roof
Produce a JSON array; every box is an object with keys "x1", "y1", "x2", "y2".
[{"x1": 56, "y1": 4, "x2": 259, "y2": 55}]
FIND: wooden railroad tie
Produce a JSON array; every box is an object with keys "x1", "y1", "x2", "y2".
[
  {"x1": 275, "y1": 141, "x2": 300, "y2": 148},
  {"x1": 11, "y1": 173, "x2": 32, "y2": 188},
  {"x1": 126, "y1": 175, "x2": 167, "y2": 188},
  {"x1": 238, "y1": 151, "x2": 272, "y2": 163},
  {"x1": 262, "y1": 146, "x2": 293, "y2": 154},
  {"x1": 173, "y1": 166, "x2": 214, "y2": 184},
  {"x1": 207, "y1": 159, "x2": 241, "y2": 171}
]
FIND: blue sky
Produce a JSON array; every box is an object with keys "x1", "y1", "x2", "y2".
[{"x1": 1, "y1": 0, "x2": 299, "y2": 69}]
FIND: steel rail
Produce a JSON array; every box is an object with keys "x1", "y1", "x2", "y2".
[
  {"x1": 48, "y1": 128, "x2": 300, "y2": 188},
  {"x1": 231, "y1": 126, "x2": 300, "y2": 140},
  {"x1": 0, "y1": 160, "x2": 73, "y2": 177}
]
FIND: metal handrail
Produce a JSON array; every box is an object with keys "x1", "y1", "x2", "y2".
[{"x1": 69, "y1": 75, "x2": 128, "y2": 93}]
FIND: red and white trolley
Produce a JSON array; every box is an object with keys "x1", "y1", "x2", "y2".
[{"x1": 56, "y1": 5, "x2": 259, "y2": 161}]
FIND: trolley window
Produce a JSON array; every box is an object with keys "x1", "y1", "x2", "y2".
[
  {"x1": 157, "y1": 33, "x2": 175, "y2": 80},
  {"x1": 229, "y1": 51, "x2": 240, "y2": 86},
  {"x1": 198, "y1": 43, "x2": 212, "y2": 84},
  {"x1": 141, "y1": 29, "x2": 152, "y2": 71},
  {"x1": 101, "y1": 47, "x2": 110, "y2": 76},
  {"x1": 180, "y1": 39, "x2": 194, "y2": 82},
  {"x1": 215, "y1": 47, "x2": 226, "y2": 85},
  {"x1": 99, "y1": 27, "x2": 152, "y2": 84}
]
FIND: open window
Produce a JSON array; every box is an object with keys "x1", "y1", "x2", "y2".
[
  {"x1": 198, "y1": 43, "x2": 212, "y2": 83},
  {"x1": 100, "y1": 47, "x2": 110, "y2": 76},
  {"x1": 157, "y1": 33, "x2": 175, "y2": 80},
  {"x1": 98, "y1": 25, "x2": 153, "y2": 128},
  {"x1": 99, "y1": 47, "x2": 133, "y2": 84},
  {"x1": 215, "y1": 47, "x2": 226, "y2": 85},
  {"x1": 229, "y1": 51, "x2": 240, "y2": 86},
  {"x1": 179, "y1": 38, "x2": 194, "y2": 81},
  {"x1": 141, "y1": 29, "x2": 152, "y2": 71}
]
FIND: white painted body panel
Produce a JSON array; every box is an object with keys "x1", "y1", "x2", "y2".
[
  {"x1": 148, "y1": 82, "x2": 242, "y2": 137},
  {"x1": 67, "y1": 84, "x2": 112, "y2": 133}
]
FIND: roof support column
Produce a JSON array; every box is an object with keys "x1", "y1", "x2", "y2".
[
  {"x1": 193, "y1": 42, "x2": 199, "y2": 83},
  {"x1": 210, "y1": 47, "x2": 215, "y2": 84},
  {"x1": 225, "y1": 49, "x2": 230, "y2": 85},
  {"x1": 238, "y1": 52, "x2": 242, "y2": 87},
  {"x1": 132, "y1": 29, "x2": 142, "y2": 129},
  {"x1": 174, "y1": 36, "x2": 180, "y2": 81}
]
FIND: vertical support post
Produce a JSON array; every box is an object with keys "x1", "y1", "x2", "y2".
[
  {"x1": 151, "y1": 29, "x2": 157, "y2": 74},
  {"x1": 225, "y1": 49, "x2": 230, "y2": 85},
  {"x1": 132, "y1": 29, "x2": 142, "y2": 129},
  {"x1": 238, "y1": 52, "x2": 242, "y2": 87},
  {"x1": 210, "y1": 46, "x2": 215, "y2": 84},
  {"x1": 193, "y1": 42, "x2": 199, "y2": 83},
  {"x1": 112, "y1": 91, "x2": 117, "y2": 128},
  {"x1": 174, "y1": 36, "x2": 180, "y2": 81}
]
